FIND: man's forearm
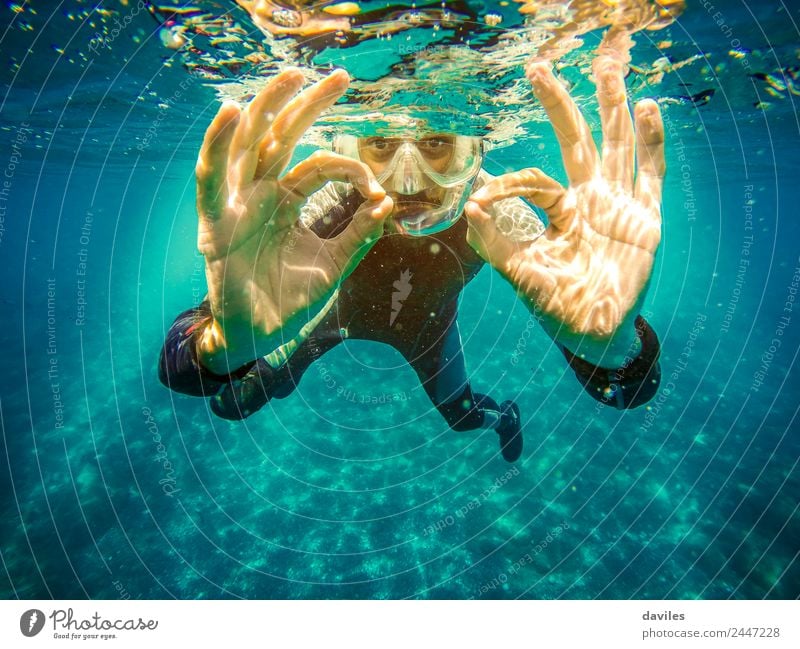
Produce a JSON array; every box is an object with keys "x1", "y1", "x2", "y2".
[
  {"x1": 195, "y1": 287, "x2": 342, "y2": 376},
  {"x1": 529, "y1": 298, "x2": 642, "y2": 370},
  {"x1": 559, "y1": 315, "x2": 661, "y2": 410},
  {"x1": 195, "y1": 316, "x2": 260, "y2": 375},
  {"x1": 158, "y1": 301, "x2": 256, "y2": 397},
  {"x1": 555, "y1": 323, "x2": 642, "y2": 370}
]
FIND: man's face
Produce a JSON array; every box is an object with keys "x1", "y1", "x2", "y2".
[
  {"x1": 344, "y1": 133, "x2": 483, "y2": 236},
  {"x1": 356, "y1": 135, "x2": 456, "y2": 224}
]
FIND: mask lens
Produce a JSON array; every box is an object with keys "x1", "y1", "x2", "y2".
[
  {"x1": 415, "y1": 136, "x2": 456, "y2": 169},
  {"x1": 358, "y1": 137, "x2": 402, "y2": 165},
  {"x1": 354, "y1": 136, "x2": 480, "y2": 187}
]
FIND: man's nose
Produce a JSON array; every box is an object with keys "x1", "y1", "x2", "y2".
[{"x1": 396, "y1": 152, "x2": 424, "y2": 194}]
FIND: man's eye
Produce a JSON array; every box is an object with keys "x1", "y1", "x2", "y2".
[
  {"x1": 368, "y1": 138, "x2": 388, "y2": 150},
  {"x1": 420, "y1": 138, "x2": 452, "y2": 155}
]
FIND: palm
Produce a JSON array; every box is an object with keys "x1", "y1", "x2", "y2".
[
  {"x1": 466, "y1": 55, "x2": 665, "y2": 351},
  {"x1": 201, "y1": 181, "x2": 332, "y2": 340}
]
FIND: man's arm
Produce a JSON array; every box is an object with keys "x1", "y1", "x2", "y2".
[
  {"x1": 160, "y1": 172, "x2": 368, "y2": 399},
  {"x1": 558, "y1": 315, "x2": 661, "y2": 409},
  {"x1": 189, "y1": 68, "x2": 392, "y2": 375},
  {"x1": 464, "y1": 57, "x2": 666, "y2": 399}
]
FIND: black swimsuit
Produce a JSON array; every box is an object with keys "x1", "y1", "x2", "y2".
[{"x1": 158, "y1": 192, "x2": 662, "y2": 428}]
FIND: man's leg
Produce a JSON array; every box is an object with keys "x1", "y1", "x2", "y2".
[{"x1": 397, "y1": 313, "x2": 523, "y2": 461}]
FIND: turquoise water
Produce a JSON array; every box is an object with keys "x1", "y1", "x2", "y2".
[{"x1": 1, "y1": 0, "x2": 798, "y2": 599}]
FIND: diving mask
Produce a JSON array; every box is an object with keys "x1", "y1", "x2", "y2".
[{"x1": 333, "y1": 134, "x2": 483, "y2": 236}]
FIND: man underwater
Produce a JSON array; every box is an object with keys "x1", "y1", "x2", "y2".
[{"x1": 159, "y1": 56, "x2": 664, "y2": 462}]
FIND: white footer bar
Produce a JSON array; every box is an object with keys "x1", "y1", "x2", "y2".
[{"x1": 1, "y1": 600, "x2": 797, "y2": 648}]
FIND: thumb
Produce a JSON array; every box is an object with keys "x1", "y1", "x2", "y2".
[
  {"x1": 326, "y1": 195, "x2": 394, "y2": 276},
  {"x1": 464, "y1": 200, "x2": 518, "y2": 274}
]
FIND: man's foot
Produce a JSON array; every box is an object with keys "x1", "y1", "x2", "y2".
[{"x1": 497, "y1": 400, "x2": 523, "y2": 462}]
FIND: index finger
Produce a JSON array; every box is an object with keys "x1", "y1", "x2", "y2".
[
  {"x1": 257, "y1": 69, "x2": 351, "y2": 178},
  {"x1": 526, "y1": 61, "x2": 600, "y2": 185},
  {"x1": 280, "y1": 151, "x2": 385, "y2": 202}
]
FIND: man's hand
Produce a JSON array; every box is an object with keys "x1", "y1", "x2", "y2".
[
  {"x1": 195, "y1": 68, "x2": 393, "y2": 373},
  {"x1": 465, "y1": 55, "x2": 665, "y2": 367}
]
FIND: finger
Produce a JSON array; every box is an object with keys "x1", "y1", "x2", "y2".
[
  {"x1": 634, "y1": 99, "x2": 666, "y2": 212},
  {"x1": 280, "y1": 150, "x2": 384, "y2": 203},
  {"x1": 464, "y1": 200, "x2": 519, "y2": 273},
  {"x1": 526, "y1": 60, "x2": 600, "y2": 185},
  {"x1": 325, "y1": 195, "x2": 393, "y2": 276},
  {"x1": 594, "y1": 55, "x2": 635, "y2": 190},
  {"x1": 258, "y1": 68, "x2": 350, "y2": 177},
  {"x1": 231, "y1": 68, "x2": 306, "y2": 182},
  {"x1": 196, "y1": 101, "x2": 240, "y2": 218},
  {"x1": 470, "y1": 168, "x2": 568, "y2": 229}
]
